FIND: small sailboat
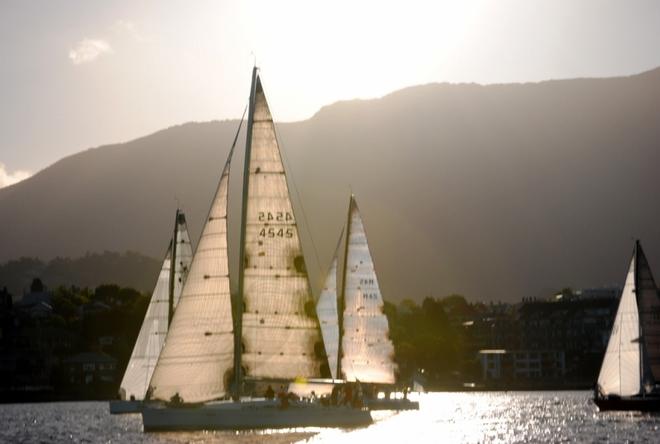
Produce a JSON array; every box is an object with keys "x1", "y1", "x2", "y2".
[
  {"x1": 141, "y1": 67, "x2": 372, "y2": 430},
  {"x1": 316, "y1": 195, "x2": 418, "y2": 411},
  {"x1": 594, "y1": 240, "x2": 660, "y2": 411},
  {"x1": 109, "y1": 210, "x2": 193, "y2": 414}
]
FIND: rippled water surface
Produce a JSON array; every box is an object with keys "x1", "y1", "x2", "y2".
[{"x1": 2, "y1": 391, "x2": 660, "y2": 443}]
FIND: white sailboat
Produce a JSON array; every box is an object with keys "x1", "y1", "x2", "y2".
[
  {"x1": 594, "y1": 240, "x2": 660, "y2": 411},
  {"x1": 109, "y1": 210, "x2": 193, "y2": 414},
  {"x1": 141, "y1": 67, "x2": 372, "y2": 430},
  {"x1": 316, "y1": 195, "x2": 418, "y2": 410}
]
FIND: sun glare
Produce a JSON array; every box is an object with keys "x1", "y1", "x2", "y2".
[{"x1": 237, "y1": 0, "x2": 484, "y2": 120}]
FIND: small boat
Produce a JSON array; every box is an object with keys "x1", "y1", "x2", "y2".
[
  {"x1": 594, "y1": 395, "x2": 660, "y2": 412},
  {"x1": 141, "y1": 67, "x2": 372, "y2": 430},
  {"x1": 109, "y1": 210, "x2": 193, "y2": 414},
  {"x1": 594, "y1": 240, "x2": 660, "y2": 412},
  {"x1": 316, "y1": 196, "x2": 418, "y2": 411}
]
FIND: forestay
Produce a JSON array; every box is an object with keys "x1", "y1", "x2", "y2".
[
  {"x1": 597, "y1": 254, "x2": 642, "y2": 397},
  {"x1": 148, "y1": 156, "x2": 235, "y2": 403},
  {"x1": 172, "y1": 213, "x2": 193, "y2": 309},
  {"x1": 241, "y1": 76, "x2": 324, "y2": 379},
  {"x1": 119, "y1": 216, "x2": 193, "y2": 401},
  {"x1": 340, "y1": 197, "x2": 396, "y2": 384}
]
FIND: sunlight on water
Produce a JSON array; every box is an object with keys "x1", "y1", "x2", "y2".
[
  {"x1": 2, "y1": 392, "x2": 660, "y2": 443},
  {"x1": 302, "y1": 392, "x2": 660, "y2": 444}
]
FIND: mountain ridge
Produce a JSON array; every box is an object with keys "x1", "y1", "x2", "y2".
[{"x1": 2, "y1": 67, "x2": 659, "y2": 303}]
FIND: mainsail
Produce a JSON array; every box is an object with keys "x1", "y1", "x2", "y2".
[
  {"x1": 239, "y1": 71, "x2": 324, "y2": 380},
  {"x1": 598, "y1": 249, "x2": 643, "y2": 396},
  {"x1": 340, "y1": 196, "x2": 397, "y2": 384},
  {"x1": 118, "y1": 212, "x2": 193, "y2": 401},
  {"x1": 316, "y1": 230, "x2": 343, "y2": 380},
  {"x1": 148, "y1": 154, "x2": 235, "y2": 403}
]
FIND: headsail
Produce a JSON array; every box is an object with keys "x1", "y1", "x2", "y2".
[
  {"x1": 340, "y1": 196, "x2": 396, "y2": 384},
  {"x1": 239, "y1": 72, "x2": 324, "y2": 379},
  {"x1": 597, "y1": 251, "x2": 642, "y2": 397},
  {"x1": 316, "y1": 229, "x2": 344, "y2": 380},
  {"x1": 148, "y1": 153, "x2": 235, "y2": 403},
  {"x1": 634, "y1": 241, "x2": 660, "y2": 386},
  {"x1": 118, "y1": 213, "x2": 193, "y2": 401}
]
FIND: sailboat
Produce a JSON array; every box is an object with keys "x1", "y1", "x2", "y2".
[
  {"x1": 140, "y1": 67, "x2": 372, "y2": 430},
  {"x1": 109, "y1": 210, "x2": 193, "y2": 414},
  {"x1": 594, "y1": 240, "x2": 660, "y2": 412},
  {"x1": 316, "y1": 195, "x2": 418, "y2": 411}
]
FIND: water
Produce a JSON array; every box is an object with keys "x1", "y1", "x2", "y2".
[{"x1": 1, "y1": 391, "x2": 660, "y2": 443}]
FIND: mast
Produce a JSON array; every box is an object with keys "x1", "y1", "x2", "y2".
[
  {"x1": 168, "y1": 208, "x2": 180, "y2": 326},
  {"x1": 337, "y1": 194, "x2": 354, "y2": 379},
  {"x1": 234, "y1": 66, "x2": 258, "y2": 399},
  {"x1": 633, "y1": 239, "x2": 646, "y2": 397}
]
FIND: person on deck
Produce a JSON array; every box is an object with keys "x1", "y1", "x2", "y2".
[
  {"x1": 265, "y1": 385, "x2": 275, "y2": 400},
  {"x1": 343, "y1": 384, "x2": 353, "y2": 406},
  {"x1": 277, "y1": 385, "x2": 289, "y2": 409}
]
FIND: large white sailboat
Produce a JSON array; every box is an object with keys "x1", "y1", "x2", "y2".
[
  {"x1": 109, "y1": 210, "x2": 193, "y2": 414},
  {"x1": 594, "y1": 240, "x2": 660, "y2": 411},
  {"x1": 141, "y1": 67, "x2": 372, "y2": 430},
  {"x1": 316, "y1": 195, "x2": 418, "y2": 410}
]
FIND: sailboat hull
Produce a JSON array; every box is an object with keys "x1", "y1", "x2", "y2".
[
  {"x1": 365, "y1": 398, "x2": 419, "y2": 411},
  {"x1": 594, "y1": 396, "x2": 660, "y2": 412},
  {"x1": 109, "y1": 400, "x2": 143, "y2": 414},
  {"x1": 141, "y1": 400, "x2": 372, "y2": 431}
]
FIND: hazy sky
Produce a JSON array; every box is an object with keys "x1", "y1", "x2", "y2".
[{"x1": 1, "y1": 0, "x2": 659, "y2": 185}]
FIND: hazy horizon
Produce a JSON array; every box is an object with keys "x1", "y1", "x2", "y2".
[{"x1": 2, "y1": 0, "x2": 660, "y2": 185}]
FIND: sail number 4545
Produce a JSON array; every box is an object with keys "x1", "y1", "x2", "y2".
[
  {"x1": 259, "y1": 227, "x2": 294, "y2": 238},
  {"x1": 257, "y1": 211, "x2": 295, "y2": 238}
]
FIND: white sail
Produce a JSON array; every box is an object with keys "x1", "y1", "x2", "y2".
[
  {"x1": 118, "y1": 215, "x2": 193, "y2": 401},
  {"x1": 340, "y1": 197, "x2": 396, "y2": 384},
  {"x1": 597, "y1": 254, "x2": 642, "y2": 397},
  {"x1": 316, "y1": 231, "x2": 343, "y2": 380},
  {"x1": 149, "y1": 156, "x2": 235, "y2": 403},
  {"x1": 635, "y1": 241, "x2": 660, "y2": 385},
  {"x1": 240, "y1": 75, "x2": 324, "y2": 379}
]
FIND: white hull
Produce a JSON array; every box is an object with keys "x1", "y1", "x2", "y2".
[
  {"x1": 109, "y1": 400, "x2": 143, "y2": 414},
  {"x1": 141, "y1": 400, "x2": 372, "y2": 431}
]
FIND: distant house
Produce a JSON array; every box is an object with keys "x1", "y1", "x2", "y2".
[
  {"x1": 479, "y1": 349, "x2": 566, "y2": 381},
  {"x1": 14, "y1": 278, "x2": 54, "y2": 319},
  {"x1": 23, "y1": 301, "x2": 54, "y2": 319},
  {"x1": 63, "y1": 352, "x2": 117, "y2": 385}
]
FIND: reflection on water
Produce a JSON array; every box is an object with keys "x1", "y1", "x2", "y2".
[{"x1": 2, "y1": 392, "x2": 660, "y2": 443}]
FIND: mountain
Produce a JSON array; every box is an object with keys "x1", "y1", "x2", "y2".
[{"x1": 1, "y1": 68, "x2": 659, "y2": 302}]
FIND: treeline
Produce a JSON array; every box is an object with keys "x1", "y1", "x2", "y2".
[
  {"x1": 0, "y1": 251, "x2": 160, "y2": 297},
  {"x1": 386, "y1": 295, "x2": 483, "y2": 389}
]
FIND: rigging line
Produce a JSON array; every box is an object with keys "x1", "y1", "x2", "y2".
[
  {"x1": 230, "y1": 105, "x2": 249, "y2": 156},
  {"x1": 274, "y1": 122, "x2": 324, "y2": 292}
]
